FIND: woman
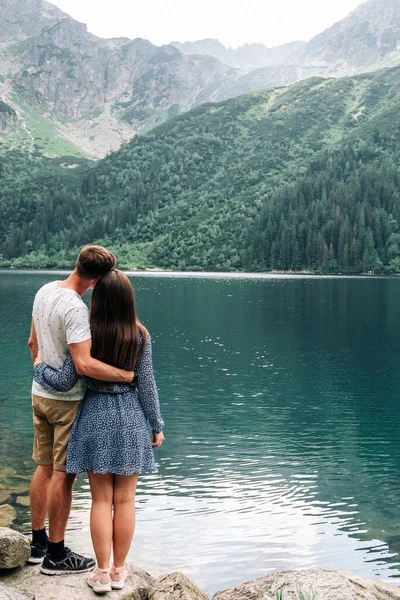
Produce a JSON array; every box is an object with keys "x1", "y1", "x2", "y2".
[{"x1": 34, "y1": 269, "x2": 164, "y2": 594}]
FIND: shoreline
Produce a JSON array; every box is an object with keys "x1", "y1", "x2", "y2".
[
  {"x1": 0, "y1": 267, "x2": 397, "y2": 279},
  {"x1": 1, "y1": 561, "x2": 400, "y2": 600}
]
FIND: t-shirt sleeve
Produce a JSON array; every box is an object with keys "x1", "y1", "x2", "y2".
[{"x1": 65, "y1": 302, "x2": 91, "y2": 345}]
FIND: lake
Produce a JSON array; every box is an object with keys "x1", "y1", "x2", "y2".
[{"x1": 1, "y1": 270, "x2": 400, "y2": 595}]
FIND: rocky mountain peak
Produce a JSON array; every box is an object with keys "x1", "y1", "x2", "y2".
[
  {"x1": 293, "y1": 0, "x2": 400, "y2": 70},
  {"x1": 350, "y1": 0, "x2": 400, "y2": 29},
  {"x1": 171, "y1": 38, "x2": 306, "y2": 71},
  {"x1": 0, "y1": 0, "x2": 68, "y2": 44},
  {"x1": 171, "y1": 39, "x2": 232, "y2": 67}
]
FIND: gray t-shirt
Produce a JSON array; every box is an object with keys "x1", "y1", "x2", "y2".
[{"x1": 32, "y1": 281, "x2": 91, "y2": 401}]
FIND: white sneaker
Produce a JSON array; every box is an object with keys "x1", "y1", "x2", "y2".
[
  {"x1": 87, "y1": 568, "x2": 112, "y2": 594},
  {"x1": 110, "y1": 564, "x2": 128, "y2": 590}
]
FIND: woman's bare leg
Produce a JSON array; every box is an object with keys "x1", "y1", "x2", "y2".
[
  {"x1": 88, "y1": 472, "x2": 114, "y2": 574},
  {"x1": 112, "y1": 474, "x2": 138, "y2": 568}
]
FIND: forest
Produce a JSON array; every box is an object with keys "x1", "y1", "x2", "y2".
[{"x1": 1, "y1": 65, "x2": 400, "y2": 273}]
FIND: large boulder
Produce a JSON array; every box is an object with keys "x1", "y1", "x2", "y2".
[
  {"x1": 149, "y1": 572, "x2": 209, "y2": 600},
  {"x1": 0, "y1": 528, "x2": 30, "y2": 569},
  {"x1": 212, "y1": 569, "x2": 400, "y2": 600},
  {"x1": 0, "y1": 562, "x2": 155, "y2": 600},
  {"x1": 0, "y1": 582, "x2": 34, "y2": 600},
  {"x1": 0, "y1": 507, "x2": 16, "y2": 528}
]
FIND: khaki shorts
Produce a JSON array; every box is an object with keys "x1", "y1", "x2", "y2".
[{"x1": 32, "y1": 394, "x2": 81, "y2": 472}]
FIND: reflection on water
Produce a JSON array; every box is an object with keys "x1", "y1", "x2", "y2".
[{"x1": 1, "y1": 271, "x2": 400, "y2": 595}]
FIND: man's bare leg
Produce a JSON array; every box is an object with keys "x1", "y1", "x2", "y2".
[
  {"x1": 47, "y1": 471, "x2": 76, "y2": 542},
  {"x1": 30, "y1": 465, "x2": 53, "y2": 530},
  {"x1": 40, "y1": 470, "x2": 96, "y2": 574}
]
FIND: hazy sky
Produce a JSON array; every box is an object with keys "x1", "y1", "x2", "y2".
[{"x1": 51, "y1": 0, "x2": 365, "y2": 48}]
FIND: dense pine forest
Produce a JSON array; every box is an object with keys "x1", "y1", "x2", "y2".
[{"x1": 1, "y1": 65, "x2": 400, "y2": 273}]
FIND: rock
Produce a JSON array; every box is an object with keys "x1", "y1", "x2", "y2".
[
  {"x1": 3, "y1": 481, "x2": 30, "y2": 496},
  {"x1": 0, "y1": 562, "x2": 155, "y2": 600},
  {"x1": 15, "y1": 498, "x2": 30, "y2": 508},
  {"x1": 0, "y1": 492, "x2": 11, "y2": 504},
  {"x1": 0, "y1": 101, "x2": 17, "y2": 133},
  {"x1": 0, "y1": 506, "x2": 16, "y2": 528},
  {"x1": 212, "y1": 569, "x2": 400, "y2": 600},
  {"x1": 0, "y1": 468, "x2": 16, "y2": 480},
  {"x1": 0, "y1": 528, "x2": 30, "y2": 569},
  {"x1": 2, "y1": 487, "x2": 28, "y2": 496},
  {"x1": 0, "y1": 475, "x2": 30, "y2": 496},
  {"x1": 150, "y1": 572, "x2": 209, "y2": 600},
  {"x1": 0, "y1": 582, "x2": 34, "y2": 600}
]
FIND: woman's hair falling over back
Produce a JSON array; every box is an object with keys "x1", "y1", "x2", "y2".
[{"x1": 90, "y1": 269, "x2": 148, "y2": 370}]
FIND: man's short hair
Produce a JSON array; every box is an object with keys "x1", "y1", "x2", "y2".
[{"x1": 76, "y1": 245, "x2": 117, "y2": 280}]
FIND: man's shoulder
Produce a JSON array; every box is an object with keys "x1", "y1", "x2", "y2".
[
  {"x1": 33, "y1": 281, "x2": 86, "y2": 312},
  {"x1": 64, "y1": 292, "x2": 88, "y2": 312},
  {"x1": 33, "y1": 281, "x2": 57, "y2": 304},
  {"x1": 37, "y1": 280, "x2": 58, "y2": 294}
]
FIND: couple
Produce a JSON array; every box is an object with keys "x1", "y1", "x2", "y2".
[{"x1": 27, "y1": 245, "x2": 164, "y2": 594}]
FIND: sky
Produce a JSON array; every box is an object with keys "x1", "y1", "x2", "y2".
[{"x1": 50, "y1": 0, "x2": 365, "y2": 49}]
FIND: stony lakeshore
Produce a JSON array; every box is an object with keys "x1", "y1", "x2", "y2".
[{"x1": 1, "y1": 528, "x2": 400, "y2": 600}]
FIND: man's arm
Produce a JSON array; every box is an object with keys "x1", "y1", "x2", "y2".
[
  {"x1": 28, "y1": 318, "x2": 39, "y2": 363},
  {"x1": 69, "y1": 339, "x2": 134, "y2": 383}
]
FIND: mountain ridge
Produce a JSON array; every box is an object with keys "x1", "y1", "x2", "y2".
[
  {"x1": 172, "y1": 0, "x2": 400, "y2": 75},
  {"x1": 1, "y1": 0, "x2": 400, "y2": 157},
  {"x1": 170, "y1": 39, "x2": 306, "y2": 71},
  {"x1": 294, "y1": 0, "x2": 400, "y2": 73},
  {"x1": 0, "y1": 2, "x2": 238, "y2": 157}
]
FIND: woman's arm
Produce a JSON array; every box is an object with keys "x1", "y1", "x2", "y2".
[
  {"x1": 33, "y1": 354, "x2": 79, "y2": 392},
  {"x1": 136, "y1": 336, "x2": 164, "y2": 433}
]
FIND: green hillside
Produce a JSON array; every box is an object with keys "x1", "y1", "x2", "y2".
[{"x1": 1, "y1": 66, "x2": 400, "y2": 273}]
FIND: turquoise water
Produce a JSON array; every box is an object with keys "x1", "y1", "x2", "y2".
[{"x1": 1, "y1": 270, "x2": 400, "y2": 594}]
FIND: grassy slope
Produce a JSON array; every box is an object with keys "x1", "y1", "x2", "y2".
[{"x1": 0, "y1": 92, "x2": 90, "y2": 158}]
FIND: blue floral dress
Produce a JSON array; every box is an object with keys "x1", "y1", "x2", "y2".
[{"x1": 33, "y1": 333, "x2": 164, "y2": 475}]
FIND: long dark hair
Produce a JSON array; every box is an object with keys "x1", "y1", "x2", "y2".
[{"x1": 90, "y1": 269, "x2": 148, "y2": 369}]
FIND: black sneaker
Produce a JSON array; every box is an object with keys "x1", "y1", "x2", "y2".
[
  {"x1": 40, "y1": 548, "x2": 96, "y2": 575},
  {"x1": 28, "y1": 541, "x2": 48, "y2": 564}
]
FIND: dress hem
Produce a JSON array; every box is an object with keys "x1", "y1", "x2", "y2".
[{"x1": 66, "y1": 467, "x2": 158, "y2": 475}]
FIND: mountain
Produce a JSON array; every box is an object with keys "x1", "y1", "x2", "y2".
[
  {"x1": 2, "y1": 66, "x2": 400, "y2": 273},
  {"x1": 0, "y1": 0, "x2": 237, "y2": 157},
  {"x1": 172, "y1": 0, "x2": 400, "y2": 75},
  {"x1": 171, "y1": 39, "x2": 305, "y2": 71},
  {"x1": 214, "y1": 65, "x2": 330, "y2": 102},
  {"x1": 1, "y1": 0, "x2": 400, "y2": 158},
  {"x1": 292, "y1": 0, "x2": 400, "y2": 73},
  {"x1": 171, "y1": 39, "x2": 233, "y2": 66},
  {"x1": 172, "y1": 0, "x2": 400, "y2": 86}
]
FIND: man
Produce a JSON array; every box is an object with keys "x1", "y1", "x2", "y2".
[{"x1": 27, "y1": 245, "x2": 135, "y2": 575}]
